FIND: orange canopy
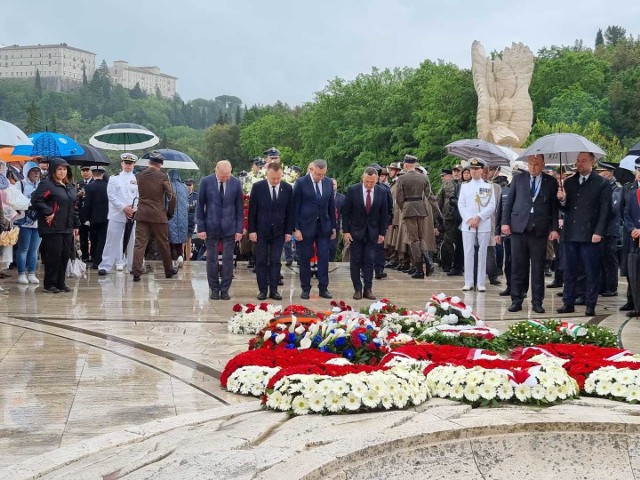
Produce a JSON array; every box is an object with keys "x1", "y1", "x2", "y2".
[{"x1": 0, "y1": 147, "x2": 32, "y2": 163}]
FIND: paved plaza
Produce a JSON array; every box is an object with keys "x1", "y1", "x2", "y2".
[{"x1": 1, "y1": 262, "x2": 640, "y2": 478}]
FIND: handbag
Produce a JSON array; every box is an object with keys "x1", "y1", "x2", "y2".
[
  {"x1": 0, "y1": 226, "x2": 19, "y2": 246},
  {"x1": 66, "y1": 258, "x2": 87, "y2": 279}
]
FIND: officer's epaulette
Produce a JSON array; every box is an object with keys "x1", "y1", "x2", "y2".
[{"x1": 616, "y1": 182, "x2": 622, "y2": 187}]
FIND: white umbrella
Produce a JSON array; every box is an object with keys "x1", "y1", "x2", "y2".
[
  {"x1": 620, "y1": 154, "x2": 639, "y2": 173},
  {"x1": 135, "y1": 148, "x2": 199, "y2": 170},
  {"x1": 516, "y1": 133, "x2": 606, "y2": 166},
  {"x1": 0, "y1": 120, "x2": 33, "y2": 147},
  {"x1": 89, "y1": 123, "x2": 159, "y2": 151}
]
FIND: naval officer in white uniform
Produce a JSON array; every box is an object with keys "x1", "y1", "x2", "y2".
[
  {"x1": 98, "y1": 153, "x2": 139, "y2": 275},
  {"x1": 457, "y1": 158, "x2": 496, "y2": 292}
]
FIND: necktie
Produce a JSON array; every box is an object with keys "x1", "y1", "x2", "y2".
[
  {"x1": 580, "y1": 176, "x2": 586, "y2": 185},
  {"x1": 272, "y1": 185, "x2": 277, "y2": 203},
  {"x1": 530, "y1": 177, "x2": 535, "y2": 195},
  {"x1": 219, "y1": 181, "x2": 224, "y2": 202},
  {"x1": 365, "y1": 189, "x2": 372, "y2": 213},
  {"x1": 315, "y1": 182, "x2": 321, "y2": 199}
]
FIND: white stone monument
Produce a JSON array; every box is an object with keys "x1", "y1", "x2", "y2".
[{"x1": 471, "y1": 41, "x2": 534, "y2": 148}]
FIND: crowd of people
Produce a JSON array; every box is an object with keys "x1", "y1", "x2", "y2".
[{"x1": 0, "y1": 145, "x2": 636, "y2": 319}]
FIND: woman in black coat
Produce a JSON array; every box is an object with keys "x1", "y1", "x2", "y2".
[{"x1": 30, "y1": 157, "x2": 79, "y2": 293}]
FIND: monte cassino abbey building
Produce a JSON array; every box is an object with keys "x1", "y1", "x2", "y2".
[{"x1": 0, "y1": 43, "x2": 177, "y2": 98}]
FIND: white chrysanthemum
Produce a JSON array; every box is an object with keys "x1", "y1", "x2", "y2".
[
  {"x1": 291, "y1": 395, "x2": 310, "y2": 415},
  {"x1": 626, "y1": 386, "x2": 640, "y2": 402},
  {"x1": 584, "y1": 377, "x2": 597, "y2": 393},
  {"x1": 362, "y1": 389, "x2": 381, "y2": 408},
  {"x1": 369, "y1": 379, "x2": 389, "y2": 396},
  {"x1": 611, "y1": 382, "x2": 628, "y2": 398},
  {"x1": 317, "y1": 379, "x2": 335, "y2": 395},
  {"x1": 497, "y1": 383, "x2": 513, "y2": 400},
  {"x1": 308, "y1": 392, "x2": 326, "y2": 412},
  {"x1": 325, "y1": 392, "x2": 343, "y2": 413},
  {"x1": 344, "y1": 392, "x2": 362, "y2": 411},
  {"x1": 266, "y1": 390, "x2": 284, "y2": 410},
  {"x1": 479, "y1": 384, "x2": 496, "y2": 401},
  {"x1": 466, "y1": 371, "x2": 483, "y2": 386},
  {"x1": 482, "y1": 371, "x2": 502, "y2": 388},
  {"x1": 595, "y1": 381, "x2": 612, "y2": 396},
  {"x1": 544, "y1": 388, "x2": 558, "y2": 403},
  {"x1": 380, "y1": 394, "x2": 394, "y2": 409},
  {"x1": 514, "y1": 384, "x2": 530, "y2": 402},
  {"x1": 464, "y1": 384, "x2": 481, "y2": 402},
  {"x1": 556, "y1": 383, "x2": 571, "y2": 400},
  {"x1": 450, "y1": 383, "x2": 464, "y2": 399},
  {"x1": 530, "y1": 384, "x2": 546, "y2": 400}
]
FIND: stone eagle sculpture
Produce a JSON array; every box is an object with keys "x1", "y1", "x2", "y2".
[{"x1": 471, "y1": 40, "x2": 534, "y2": 148}]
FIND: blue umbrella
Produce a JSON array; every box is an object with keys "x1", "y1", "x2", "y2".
[
  {"x1": 13, "y1": 132, "x2": 84, "y2": 158},
  {"x1": 137, "y1": 148, "x2": 199, "y2": 170}
]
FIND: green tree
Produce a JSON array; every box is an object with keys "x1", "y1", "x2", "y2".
[
  {"x1": 25, "y1": 100, "x2": 42, "y2": 133},
  {"x1": 537, "y1": 85, "x2": 609, "y2": 128},
  {"x1": 130, "y1": 82, "x2": 145, "y2": 99},
  {"x1": 608, "y1": 65, "x2": 640, "y2": 138},
  {"x1": 48, "y1": 112, "x2": 58, "y2": 132},
  {"x1": 604, "y1": 25, "x2": 627, "y2": 46},
  {"x1": 204, "y1": 124, "x2": 243, "y2": 168},
  {"x1": 595, "y1": 29, "x2": 604, "y2": 48},
  {"x1": 34, "y1": 69, "x2": 42, "y2": 99}
]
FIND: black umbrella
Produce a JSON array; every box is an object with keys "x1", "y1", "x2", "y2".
[
  {"x1": 66, "y1": 144, "x2": 111, "y2": 167},
  {"x1": 628, "y1": 141, "x2": 640, "y2": 157},
  {"x1": 123, "y1": 197, "x2": 139, "y2": 253}
]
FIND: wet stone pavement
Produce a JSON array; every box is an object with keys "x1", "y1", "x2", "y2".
[{"x1": 0, "y1": 260, "x2": 638, "y2": 469}]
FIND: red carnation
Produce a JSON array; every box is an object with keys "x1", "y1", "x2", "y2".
[{"x1": 233, "y1": 304, "x2": 243, "y2": 312}]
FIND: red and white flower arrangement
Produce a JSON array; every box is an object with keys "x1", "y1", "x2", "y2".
[{"x1": 228, "y1": 302, "x2": 283, "y2": 334}]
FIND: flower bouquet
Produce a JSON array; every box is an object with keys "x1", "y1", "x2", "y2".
[{"x1": 228, "y1": 302, "x2": 283, "y2": 335}]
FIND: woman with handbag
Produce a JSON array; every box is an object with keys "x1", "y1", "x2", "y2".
[
  {"x1": 30, "y1": 158, "x2": 79, "y2": 293},
  {"x1": 15, "y1": 161, "x2": 42, "y2": 285}
]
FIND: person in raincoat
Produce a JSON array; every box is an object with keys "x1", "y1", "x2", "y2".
[
  {"x1": 15, "y1": 161, "x2": 42, "y2": 285},
  {"x1": 168, "y1": 170, "x2": 189, "y2": 269}
]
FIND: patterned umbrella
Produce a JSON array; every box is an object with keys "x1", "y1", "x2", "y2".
[
  {"x1": 89, "y1": 123, "x2": 159, "y2": 151},
  {"x1": 12, "y1": 131, "x2": 84, "y2": 158}
]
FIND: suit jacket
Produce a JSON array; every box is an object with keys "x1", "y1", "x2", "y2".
[
  {"x1": 247, "y1": 180, "x2": 294, "y2": 240},
  {"x1": 82, "y1": 178, "x2": 109, "y2": 225},
  {"x1": 134, "y1": 167, "x2": 175, "y2": 224},
  {"x1": 334, "y1": 192, "x2": 346, "y2": 230},
  {"x1": 293, "y1": 174, "x2": 336, "y2": 237},
  {"x1": 196, "y1": 174, "x2": 243, "y2": 237},
  {"x1": 77, "y1": 178, "x2": 92, "y2": 223},
  {"x1": 342, "y1": 183, "x2": 389, "y2": 243},
  {"x1": 501, "y1": 172, "x2": 559, "y2": 236},
  {"x1": 624, "y1": 183, "x2": 640, "y2": 231},
  {"x1": 561, "y1": 171, "x2": 610, "y2": 242}
]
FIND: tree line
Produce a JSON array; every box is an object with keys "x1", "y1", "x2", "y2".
[{"x1": 1, "y1": 26, "x2": 639, "y2": 189}]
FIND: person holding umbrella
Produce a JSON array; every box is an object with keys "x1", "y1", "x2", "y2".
[
  {"x1": 30, "y1": 158, "x2": 79, "y2": 293},
  {"x1": 623, "y1": 158, "x2": 640, "y2": 318},
  {"x1": 556, "y1": 152, "x2": 611, "y2": 316},
  {"x1": 98, "y1": 153, "x2": 139, "y2": 275}
]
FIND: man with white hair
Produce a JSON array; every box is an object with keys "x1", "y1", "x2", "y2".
[{"x1": 98, "y1": 153, "x2": 139, "y2": 275}]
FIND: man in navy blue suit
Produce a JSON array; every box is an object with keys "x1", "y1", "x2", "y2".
[
  {"x1": 248, "y1": 162, "x2": 294, "y2": 300},
  {"x1": 196, "y1": 160, "x2": 244, "y2": 300},
  {"x1": 342, "y1": 167, "x2": 389, "y2": 300},
  {"x1": 293, "y1": 159, "x2": 336, "y2": 299}
]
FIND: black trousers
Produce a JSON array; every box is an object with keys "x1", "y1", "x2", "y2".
[
  {"x1": 79, "y1": 224, "x2": 90, "y2": 260},
  {"x1": 563, "y1": 241, "x2": 602, "y2": 308},
  {"x1": 350, "y1": 237, "x2": 375, "y2": 292},
  {"x1": 374, "y1": 241, "x2": 385, "y2": 275},
  {"x1": 40, "y1": 233, "x2": 73, "y2": 290},
  {"x1": 510, "y1": 231, "x2": 547, "y2": 305},
  {"x1": 89, "y1": 221, "x2": 108, "y2": 267},
  {"x1": 255, "y1": 235, "x2": 284, "y2": 293},
  {"x1": 600, "y1": 235, "x2": 619, "y2": 293},
  {"x1": 502, "y1": 236, "x2": 512, "y2": 290}
]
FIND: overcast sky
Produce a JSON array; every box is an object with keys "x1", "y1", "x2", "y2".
[{"x1": 2, "y1": 0, "x2": 639, "y2": 107}]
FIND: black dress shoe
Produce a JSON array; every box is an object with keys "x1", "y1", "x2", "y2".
[
  {"x1": 620, "y1": 303, "x2": 634, "y2": 312},
  {"x1": 91, "y1": 264, "x2": 99, "y2": 270},
  {"x1": 585, "y1": 306, "x2": 596, "y2": 316},
  {"x1": 406, "y1": 268, "x2": 416, "y2": 275},
  {"x1": 353, "y1": 291, "x2": 363, "y2": 300},
  {"x1": 411, "y1": 271, "x2": 425, "y2": 279},
  {"x1": 447, "y1": 269, "x2": 463, "y2": 276},
  {"x1": 278, "y1": 278, "x2": 284, "y2": 286},
  {"x1": 399, "y1": 266, "x2": 412, "y2": 273},
  {"x1": 546, "y1": 280, "x2": 563, "y2": 288},
  {"x1": 556, "y1": 291, "x2": 564, "y2": 297},
  {"x1": 507, "y1": 302, "x2": 522, "y2": 312},
  {"x1": 98, "y1": 269, "x2": 107, "y2": 276},
  {"x1": 42, "y1": 286, "x2": 59, "y2": 294},
  {"x1": 247, "y1": 262, "x2": 255, "y2": 268},
  {"x1": 626, "y1": 310, "x2": 640, "y2": 318},
  {"x1": 257, "y1": 291, "x2": 267, "y2": 300},
  {"x1": 600, "y1": 291, "x2": 618, "y2": 297},
  {"x1": 498, "y1": 289, "x2": 511, "y2": 297},
  {"x1": 375, "y1": 272, "x2": 387, "y2": 280},
  {"x1": 557, "y1": 304, "x2": 575, "y2": 314},
  {"x1": 210, "y1": 290, "x2": 220, "y2": 300},
  {"x1": 133, "y1": 275, "x2": 141, "y2": 282},
  {"x1": 532, "y1": 304, "x2": 546, "y2": 314},
  {"x1": 285, "y1": 260, "x2": 293, "y2": 266},
  {"x1": 574, "y1": 296, "x2": 586, "y2": 306},
  {"x1": 300, "y1": 291, "x2": 310, "y2": 300},
  {"x1": 363, "y1": 290, "x2": 376, "y2": 300},
  {"x1": 319, "y1": 290, "x2": 332, "y2": 299},
  {"x1": 58, "y1": 286, "x2": 71, "y2": 292},
  {"x1": 269, "y1": 291, "x2": 282, "y2": 301},
  {"x1": 220, "y1": 291, "x2": 230, "y2": 300},
  {"x1": 489, "y1": 278, "x2": 501, "y2": 286}
]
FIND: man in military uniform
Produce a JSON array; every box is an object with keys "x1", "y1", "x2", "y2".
[
  {"x1": 596, "y1": 161, "x2": 622, "y2": 297},
  {"x1": 395, "y1": 154, "x2": 431, "y2": 279},
  {"x1": 77, "y1": 165, "x2": 93, "y2": 262},
  {"x1": 438, "y1": 168, "x2": 458, "y2": 273}
]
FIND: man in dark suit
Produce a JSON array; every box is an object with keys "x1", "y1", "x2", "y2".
[
  {"x1": 619, "y1": 166, "x2": 639, "y2": 313},
  {"x1": 329, "y1": 178, "x2": 345, "y2": 262},
  {"x1": 342, "y1": 167, "x2": 389, "y2": 299},
  {"x1": 248, "y1": 162, "x2": 294, "y2": 300},
  {"x1": 501, "y1": 154, "x2": 559, "y2": 313},
  {"x1": 77, "y1": 166, "x2": 93, "y2": 262},
  {"x1": 623, "y1": 160, "x2": 640, "y2": 317},
  {"x1": 556, "y1": 152, "x2": 611, "y2": 316},
  {"x1": 196, "y1": 160, "x2": 244, "y2": 300},
  {"x1": 293, "y1": 159, "x2": 336, "y2": 299},
  {"x1": 82, "y1": 166, "x2": 110, "y2": 270},
  {"x1": 131, "y1": 151, "x2": 176, "y2": 282}
]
